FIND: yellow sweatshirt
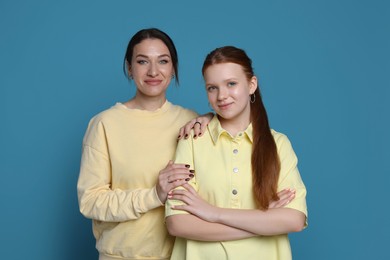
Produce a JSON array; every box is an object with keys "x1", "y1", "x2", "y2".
[{"x1": 77, "y1": 101, "x2": 197, "y2": 260}]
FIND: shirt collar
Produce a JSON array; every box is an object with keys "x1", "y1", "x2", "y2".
[{"x1": 208, "y1": 115, "x2": 253, "y2": 144}]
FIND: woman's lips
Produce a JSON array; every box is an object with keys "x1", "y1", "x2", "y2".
[{"x1": 144, "y1": 79, "x2": 162, "y2": 86}]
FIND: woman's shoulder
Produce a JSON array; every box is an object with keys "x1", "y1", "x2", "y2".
[
  {"x1": 168, "y1": 102, "x2": 197, "y2": 116},
  {"x1": 82, "y1": 104, "x2": 127, "y2": 142},
  {"x1": 87, "y1": 103, "x2": 125, "y2": 124},
  {"x1": 167, "y1": 101, "x2": 196, "y2": 114}
]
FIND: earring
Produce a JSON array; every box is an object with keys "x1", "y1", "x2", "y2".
[
  {"x1": 250, "y1": 94, "x2": 256, "y2": 103},
  {"x1": 171, "y1": 74, "x2": 175, "y2": 79}
]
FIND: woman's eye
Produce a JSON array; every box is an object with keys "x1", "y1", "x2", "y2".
[
  {"x1": 137, "y1": 60, "x2": 148, "y2": 65},
  {"x1": 159, "y1": 59, "x2": 169, "y2": 64}
]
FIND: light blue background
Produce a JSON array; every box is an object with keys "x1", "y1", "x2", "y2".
[{"x1": 1, "y1": 0, "x2": 389, "y2": 259}]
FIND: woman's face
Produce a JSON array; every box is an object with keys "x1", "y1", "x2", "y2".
[
  {"x1": 204, "y1": 62, "x2": 257, "y2": 126},
  {"x1": 129, "y1": 38, "x2": 174, "y2": 100}
]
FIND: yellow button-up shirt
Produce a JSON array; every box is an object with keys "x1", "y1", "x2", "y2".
[{"x1": 166, "y1": 116, "x2": 307, "y2": 260}]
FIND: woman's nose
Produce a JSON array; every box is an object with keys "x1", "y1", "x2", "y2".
[{"x1": 147, "y1": 63, "x2": 158, "y2": 77}]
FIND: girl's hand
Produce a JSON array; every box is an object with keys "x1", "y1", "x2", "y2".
[
  {"x1": 168, "y1": 183, "x2": 220, "y2": 222},
  {"x1": 156, "y1": 161, "x2": 194, "y2": 203},
  {"x1": 268, "y1": 189, "x2": 296, "y2": 209},
  {"x1": 178, "y1": 113, "x2": 214, "y2": 140}
]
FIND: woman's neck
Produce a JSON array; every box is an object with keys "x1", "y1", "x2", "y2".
[{"x1": 124, "y1": 95, "x2": 166, "y2": 111}]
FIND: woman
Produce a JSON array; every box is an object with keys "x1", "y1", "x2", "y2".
[
  {"x1": 77, "y1": 28, "x2": 211, "y2": 260},
  {"x1": 166, "y1": 46, "x2": 307, "y2": 260}
]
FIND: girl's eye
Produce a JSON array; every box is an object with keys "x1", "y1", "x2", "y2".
[
  {"x1": 207, "y1": 86, "x2": 217, "y2": 92},
  {"x1": 227, "y1": 81, "x2": 237, "y2": 87}
]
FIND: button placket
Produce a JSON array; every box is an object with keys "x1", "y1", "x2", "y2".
[{"x1": 231, "y1": 139, "x2": 240, "y2": 208}]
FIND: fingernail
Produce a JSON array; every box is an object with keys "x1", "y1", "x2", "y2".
[
  {"x1": 199, "y1": 133, "x2": 202, "y2": 136},
  {"x1": 177, "y1": 135, "x2": 181, "y2": 139},
  {"x1": 189, "y1": 170, "x2": 195, "y2": 173},
  {"x1": 185, "y1": 178, "x2": 190, "y2": 181},
  {"x1": 185, "y1": 134, "x2": 188, "y2": 139},
  {"x1": 189, "y1": 174, "x2": 194, "y2": 178},
  {"x1": 194, "y1": 134, "x2": 197, "y2": 138},
  {"x1": 185, "y1": 164, "x2": 190, "y2": 168}
]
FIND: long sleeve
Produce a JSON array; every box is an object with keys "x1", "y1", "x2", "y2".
[
  {"x1": 77, "y1": 145, "x2": 163, "y2": 222},
  {"x1": 76, "y1": 102, "x2": 198, "y2": 259},
  {"x1": 77, "y1": 117, "x2": 162, "y2": 222}
]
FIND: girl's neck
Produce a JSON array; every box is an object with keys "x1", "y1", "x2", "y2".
[{"x1": 219, "y1": 116, "x2": 251, "y2": 137}]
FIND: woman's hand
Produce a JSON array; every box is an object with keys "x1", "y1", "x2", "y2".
[
  {"x1": 268, "y1": 189, "x2": 296, "y2": 209},
  {"x1": 156, "y1": 161, "x2": 194, "y2": 203},
  {"x1": 178, "y1": 113, "x2": 214, "y2": 140},
  {"x1": 168, "y1": 183, "x2": 220, "y2": 222}
]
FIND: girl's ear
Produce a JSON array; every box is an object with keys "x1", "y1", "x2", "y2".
[{"x1": 249, "y1": 76, "x2": 258, "y2": 95}]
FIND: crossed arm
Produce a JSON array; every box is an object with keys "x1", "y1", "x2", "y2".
[{"x1": 166, "y1": 184, "x2": 305, "y2": 241}]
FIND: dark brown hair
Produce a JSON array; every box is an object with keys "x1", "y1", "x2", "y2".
[{"x1": 202, "y1": 46, "x2": 280, "y2": 209}]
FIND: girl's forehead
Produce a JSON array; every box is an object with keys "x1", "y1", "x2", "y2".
[{"x1": 204, "y1": 63, "x2": 245, "y2": 78}]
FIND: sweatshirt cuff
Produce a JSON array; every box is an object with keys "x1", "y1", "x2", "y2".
[
  {"x1": 140, "y1": 186, "x2": 164, "y2": 212},
  {"x1": 153, "y1": 186, "x2": 164, "y2": 206}
]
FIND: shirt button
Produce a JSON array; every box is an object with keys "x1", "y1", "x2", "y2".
[
  {"x1": 233, "y1": 149, "x2": 238, "y2": 154},
  {"x1": 238, "y1": 133, "x2": 243, "y2": 136},
  {"x1": 232, "y1": 189, "x2": 238, "y2": 195},
  {"x1": 233, "y1": 167, "x2": 239, "y2": 173}
]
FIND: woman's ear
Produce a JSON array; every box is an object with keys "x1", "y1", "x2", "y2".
[{"x1": 126, "y1": 61, "x2": 132, "y2": 78}]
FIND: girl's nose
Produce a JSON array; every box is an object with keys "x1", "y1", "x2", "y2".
[{"x1": 217, "y1": 88, "x2": 227, "y2": 100}]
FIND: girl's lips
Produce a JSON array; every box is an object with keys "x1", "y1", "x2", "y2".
[{"x1": 218, "y1": 102, "x2": 233, "y2": 110}]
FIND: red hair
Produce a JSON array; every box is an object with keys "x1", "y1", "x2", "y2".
[{"x1": 202, "y1": 46, "x2": 280, "y2": 209}]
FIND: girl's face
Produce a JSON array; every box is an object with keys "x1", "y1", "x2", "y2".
[
  {"x1": 204, "y1": 62, "x2": 257, "y2": 128},
  {"x1": 129, "y1": 38, "x2": 174, "y2": 100}
]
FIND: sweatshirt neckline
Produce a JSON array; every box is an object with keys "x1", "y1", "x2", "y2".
[{"x1": 114, "y1": 100, "x2": 172, "y2": 116}]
